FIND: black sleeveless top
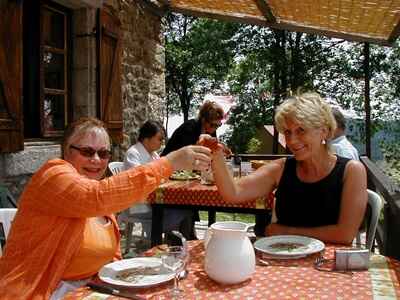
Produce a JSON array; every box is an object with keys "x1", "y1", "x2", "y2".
[{"x1": 275, "y1": 156, "x2": 350, "y2": 227}]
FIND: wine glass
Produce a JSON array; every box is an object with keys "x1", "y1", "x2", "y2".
[{"x1": 161, "y1": 245, "x2": 187, "y2": 299}]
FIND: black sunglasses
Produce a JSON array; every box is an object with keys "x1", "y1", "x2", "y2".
[{"x1": 70, "y1": 145, "x2": 111, "y2": 160}]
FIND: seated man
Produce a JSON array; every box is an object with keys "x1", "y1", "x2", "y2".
[
  {"x1": 123, "y1": 120, "x2": 192, "y2": 244},
  {"x1": 330, "y1": 107, "x2": 359, "y2": 160}
]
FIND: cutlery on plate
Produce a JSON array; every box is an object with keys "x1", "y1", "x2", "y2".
[
  {"x1": 87, "y1": 282, "x2": 145, "y2": 300},
  {"x1": 179, "y1": 269, "x2": 188, "y2": 279}
]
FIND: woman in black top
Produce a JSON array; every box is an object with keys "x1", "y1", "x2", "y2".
[
  {"x1": 208, "y1": 92, "x2": 367, "y2": 244},
  {"x1": 162, "y1": 101, "x2": 229, "y2": 156},
  {"x1": 161, "y1": 100, "x2": 231, "y2": 240}
]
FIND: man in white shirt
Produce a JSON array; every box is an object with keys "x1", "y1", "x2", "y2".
[
  {"x1": 123, "y1": 120, "x2": 191, "y2": 243},
  {"x1": 330, "y1": 107, "x2": 359, "y2": 160}
]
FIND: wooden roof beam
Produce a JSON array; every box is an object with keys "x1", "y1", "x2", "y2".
[
  {"x1": 136, "y1": 0, "x2": 166, "y2": 17},
  {"x1": 254, "y1": 0, "x2": 276, "y2": 23},
  {"x1": 168, "y1": 6, "x2": 392, "y2": 46},
  {"x1": 388, "y1": 19, "x2": 400, "y2": 44},
  {"x1": 278, "y1": 21, "x2": 392, "y2": 46}
]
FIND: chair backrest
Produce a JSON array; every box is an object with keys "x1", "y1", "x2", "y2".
[
  {"x1": 108, "y1": 162, "x2": 125, "y2": 175},
  {"x1": 0, "y1": 208, "x2": 17, "y2": 256},
  {"x1": 0, "y1": 186, "x2": 17, "y2": 208},
  {"x1": 365, "y1": 189, "x2": 383, "y2": 251}
]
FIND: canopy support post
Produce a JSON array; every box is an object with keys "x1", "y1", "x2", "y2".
[{"x1": 363, "y1": 42, "x2": 371, "y2": 158}]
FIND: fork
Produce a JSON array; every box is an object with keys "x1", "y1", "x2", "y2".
[{"x1": 314, "y1": 252, "x2": 353, "y2": 276}]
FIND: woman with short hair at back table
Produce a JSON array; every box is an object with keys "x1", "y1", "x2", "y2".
[
  {"x1": 0, "y1": 117, "x2": 211, "y2": 300},
  {"x1": 161, "y1": 100, "x2": 232, "y2": 241},
  {"x1": 204, "y1": 92, "x2": 367, "y2": 244}
]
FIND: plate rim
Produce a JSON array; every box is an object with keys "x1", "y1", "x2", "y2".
[
  {"x1": 98, "y1": 256, "x2": 175, "y2": 287},
  {"x1": 254, "y1": 235, "x2": 325, "y2": 257}
]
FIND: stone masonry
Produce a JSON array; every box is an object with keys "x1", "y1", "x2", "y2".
[{"x1": 0, "y1": 0, "x2": 165, "y2": 199}]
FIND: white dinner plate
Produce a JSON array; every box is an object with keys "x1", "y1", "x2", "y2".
[
  {"x1": 98, "y1": 257, "x2": 175, "y2": 287},
  {"x1": 254, "y1": 235, "x2": 325, "y2": 258}
]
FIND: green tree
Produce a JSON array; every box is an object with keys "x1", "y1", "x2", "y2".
[
  {"x1": 223, "y1": 88, "x2": 273, "y2": 153},
  {"x1": 164, "y1": 14, "x2": 239, "y2": 122},
  {"x1": 225, "y1": 26, "x2": 334, "y2": 152}
]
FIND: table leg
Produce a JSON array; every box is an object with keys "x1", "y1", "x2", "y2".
[
  {"x1": 208, "y1": 209, "x2": 216, "y2": 227},
  {"x1": 254, "y1": 211, "x2": 271, "y2": 237},
  {"x1": 151, "y1": 205, "x2": 163, "y2": 247}
]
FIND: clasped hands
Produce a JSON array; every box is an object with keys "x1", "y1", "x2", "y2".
[
  {"x1": 197, "y1": 134, "x2": 232, "y2": 157},
  {"x1": 165, "y1": 135, "x2": 232, "y2": 173}
]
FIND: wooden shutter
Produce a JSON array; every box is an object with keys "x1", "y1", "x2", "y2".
[
  {"x1": 0, "y1": 1, "x2": 23, "y2": 153},
  {"x1": 99, "y1": 5, "x2": 123, "y2": 144}
]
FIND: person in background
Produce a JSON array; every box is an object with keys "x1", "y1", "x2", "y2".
[
  {"x1": 162, "y1": 100, "x2": 231, "y2": 156},
  {"x1": 329, "y1": 107, "x2": 360, "y2": 160},
  {"x1": 208, "y1": 92, "x2": 367, "y2": 244},
  {"x1": 0, "y1": 117, "x2": 211, "y2": 300},
  {"x1": 123, "y1": 120, "x2": 190, "y2": 241},
  {"x1": 161, "y1": 100, "x2": 231, "y2": 240}
]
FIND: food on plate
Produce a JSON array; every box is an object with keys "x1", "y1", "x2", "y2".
[
  {"x1": 170, "y1": 170, "x2": 200, "y2": 180},
  {"x1": 116, "y1": 265, "x2": 162, "y2": 282},
  {"x1": 268, "y1": 242, "x2": 307, "y2": 252}
]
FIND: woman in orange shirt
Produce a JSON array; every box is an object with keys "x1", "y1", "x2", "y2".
[{"x1": 0, "y1": 117, "x2": 211, "y2": 300}]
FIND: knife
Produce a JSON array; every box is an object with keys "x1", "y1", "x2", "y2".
[{"x1": 87, "y1": 282, "x2": 146, "y2": 300}]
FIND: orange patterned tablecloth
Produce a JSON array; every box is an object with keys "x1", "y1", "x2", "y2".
[
  {"x1": 147, "y1": 179, "x2": 273, "y2": 209},
  {"x1": 147, "y1": 180, "x2": 273, "y2": 246},
  {"x1": 64, "y1": 240, "x2": 400, "y2": 300}
]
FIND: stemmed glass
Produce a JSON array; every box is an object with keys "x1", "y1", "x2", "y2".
[{"x1": 161, "y1": 245, "x2": 187, "y2": 299}]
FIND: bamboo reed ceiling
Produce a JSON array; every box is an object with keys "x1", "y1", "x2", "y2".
[{"x1": 159, "y1": 0, "x2": 400, "y2": 46}]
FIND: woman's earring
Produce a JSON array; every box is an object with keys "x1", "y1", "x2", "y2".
[{"x1": 322, "y1": 139, "x2": 326, "y2": 145}]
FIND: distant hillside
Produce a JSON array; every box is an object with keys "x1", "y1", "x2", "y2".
[{"x1": 346, "y1": 119, "x2": 400, "y2": 162}]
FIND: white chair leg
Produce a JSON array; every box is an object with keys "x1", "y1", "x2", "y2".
[
  {"x1": 356, "y1": 232, "x2": 361, "y2": 247},
  {"x1": 142, "y1": 221, "x2": 152, "y2": 239},
  {"x1": 125, "y1": 222, "x2": 134, "y2": 254}
]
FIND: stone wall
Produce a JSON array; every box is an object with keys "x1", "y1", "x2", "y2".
[
  {"x1": 111, "y1": 0, "x2": 166, "y2": 157},
  {"x1": 0, "y1": 0, "x2": 165, "y2": 199},
  {"x1": 0, "y1": 143, "x2": 62, "y2": 197}
]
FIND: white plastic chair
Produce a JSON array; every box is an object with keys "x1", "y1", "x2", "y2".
[
  {"x1": 108, "y1": 162, "x2": 125, "y2": 175},
  {"x1": 356, "y1": 189, "x2": 383, "y2": 251},
  {"x1": 0, "y1": 208, "x2": 17, "y2": 256},
  {"x1": 109, "y1": 161, "x2": 151, "y2": 253}
]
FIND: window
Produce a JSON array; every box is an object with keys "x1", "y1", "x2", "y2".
[
  {"x1": 0, "y1": 2, "x2": 123, "y2": 153},
  {"x1": 23, "y1": 1, "x2": 71, "y2": 139}
]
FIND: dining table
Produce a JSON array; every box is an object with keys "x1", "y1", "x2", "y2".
[
  {"x1": 147, "y1": 179, "x2": 273, "y2": 246},
  {"x1": 63, "y1": 239, "x2": 400, "y2": 299}
]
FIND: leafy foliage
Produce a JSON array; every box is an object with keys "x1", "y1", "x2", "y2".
[
  {"x1": 164, "y1": 14, "x2": 239, "y2": 121},
  {"x1": 246, "y1": 137, "x2": 262, "y2": 153},
  {"x1": 165, "y1": 17, "x2": 400, "y2": 183},
  {"x1": 223, "y1": 89, "x2": 273, "y2": 153}
]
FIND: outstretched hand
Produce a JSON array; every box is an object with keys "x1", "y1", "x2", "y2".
[
  {"x1": 198, "y1": 134, "x2": 232, "y2": 157},
  {"x1": 197, "y1": 134, "x2": 225, "y2": 154},
  {"x1": 222, "y1": 144, "x2": 232, "y2": 157},
  {"x1": 165, "y1": 145, "x2": 212, "y2": 172}
]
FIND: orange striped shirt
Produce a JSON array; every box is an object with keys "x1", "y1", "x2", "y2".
[
  {"x1": 0, "y1": 158, "x2": 172, "y2": 300},
  {"x1": 62, "y1": 217, "x2": 118, "y2": 280}
]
